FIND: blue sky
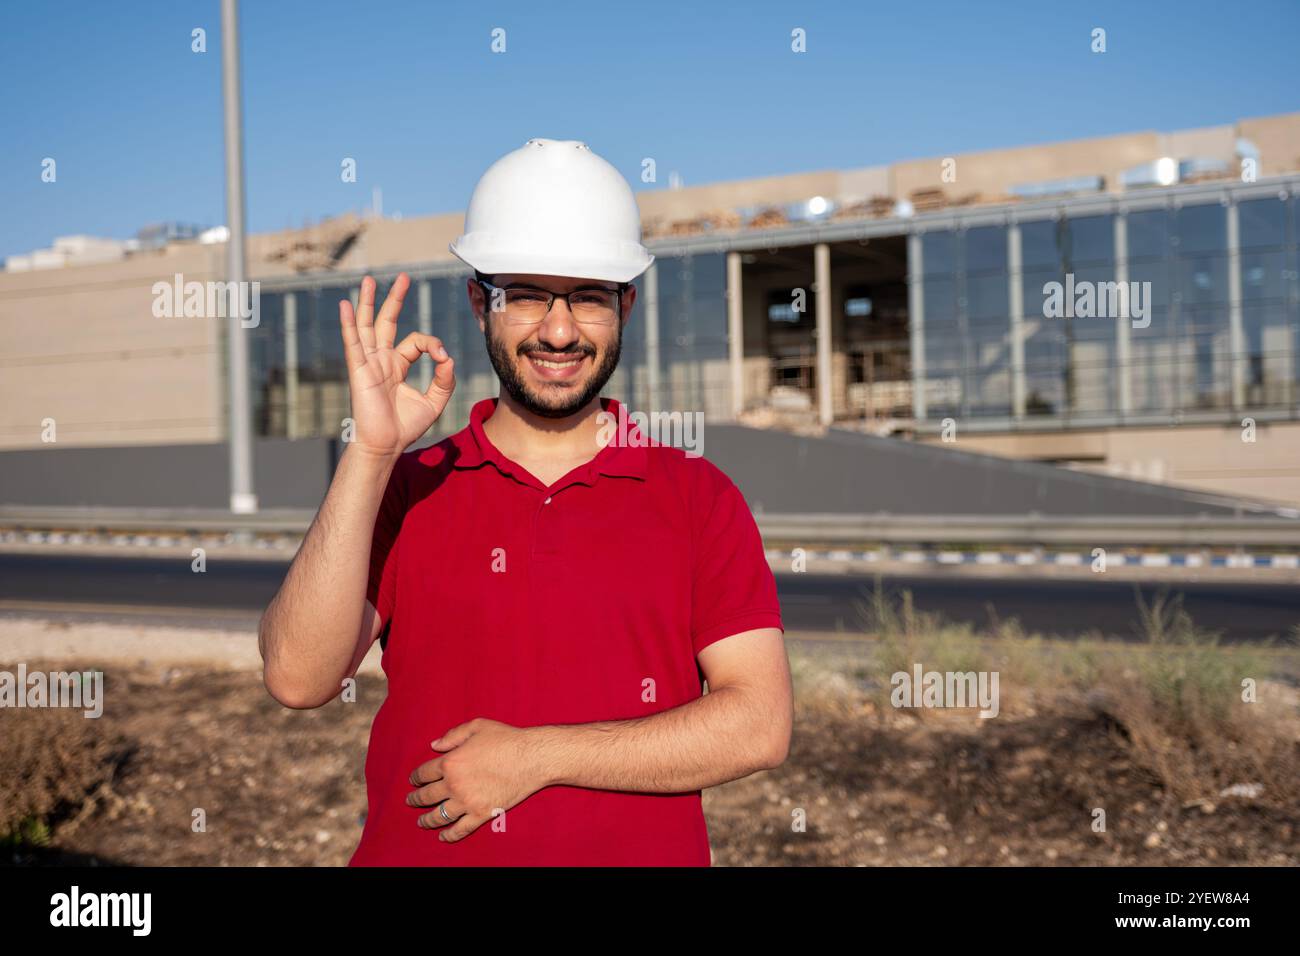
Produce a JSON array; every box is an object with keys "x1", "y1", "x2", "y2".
[{"x1": 2, "y1": 0, "x2": 1297, "y2": 260}]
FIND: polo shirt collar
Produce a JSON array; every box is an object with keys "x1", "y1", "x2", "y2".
[{"x1": 451, "y1": 396, "x2": 648, "y2": 483}]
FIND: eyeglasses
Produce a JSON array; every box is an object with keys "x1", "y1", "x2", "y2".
[{"x1": 477, "y1": 279, "x2": 625, "y2": 327}]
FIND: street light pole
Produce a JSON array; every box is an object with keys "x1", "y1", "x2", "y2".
[{"x1": 221, "y1": 0, "x2": 257, "y2": 513}]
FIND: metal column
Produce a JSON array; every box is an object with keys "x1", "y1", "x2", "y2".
[
  {"x1": 417, "y1": 279, "x2": 433, "y2": 392},
  {"x1": 907, "y1": 232, "x2": 927, "y2": 421},
  {"x1": 1007, "y1": 222, "x2": 1026, "y2": 419},
  {"x1": 643, "y1": 262, "x2": 661, "y2": 410},
  {"x1": 1226, "y1": 199, "x2": 1246, "y2": 409},
  {"x1": 221, "y1": 0, "x2": 256, "y2": 513},
  {"x1": 726, "y1": 251, "x2": 744, "y2": 419},
  {"x1": 284, "y1": 292, "x2": 298, "y2": 439},
  {"x1": 1114, "y1": 211, "x2": 1132, "y2": 416},
  {"x1": 814, "y1": 242, "x2": 833, "y2": 426}
]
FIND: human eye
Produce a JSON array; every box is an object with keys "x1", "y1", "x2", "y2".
[{"x1": 506, "y1": 288, "x2": 549, "y2": 305}]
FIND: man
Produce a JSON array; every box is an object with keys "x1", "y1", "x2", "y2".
[{"x1": 258, "y1": 138, "x2": 792, "y2": 866}]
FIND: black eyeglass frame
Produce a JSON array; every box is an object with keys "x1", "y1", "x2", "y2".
[{"x1": 474, "y1": 274, "x2": 630, "y2": 324}]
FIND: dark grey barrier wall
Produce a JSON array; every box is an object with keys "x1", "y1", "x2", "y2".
[
  {"x1": 705, "y1": 426, "x2": 1254, "y2": 517},
  {"x1": 0, "y1": 424, "x2": 1266, "y2": 516},
  {"x1": 0, "y1": 438, "x2": 340, "y2": 509}
]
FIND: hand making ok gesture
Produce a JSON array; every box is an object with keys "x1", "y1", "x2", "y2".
[{"x1": 338, "y1": 272, "x2": 456, "y2": 460}]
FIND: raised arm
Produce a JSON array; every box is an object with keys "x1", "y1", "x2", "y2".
[{"x1": 258, "y1": 273, "x2": 455, "y2": 709}]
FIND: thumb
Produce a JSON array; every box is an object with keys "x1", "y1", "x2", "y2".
[{"x1": 432, "y1": 720, "x2": 475, "y2": 751}]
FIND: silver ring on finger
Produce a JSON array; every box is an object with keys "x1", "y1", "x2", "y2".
[{"x1": 438, "y1": 803, "x2": 453, "y2": 824}]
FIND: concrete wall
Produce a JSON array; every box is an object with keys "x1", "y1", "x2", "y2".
[
  {"x1": 0, "y1": 426, "x2": 1254, "y2": 518},
  {"x1": 0, "y1": 241, "x2": 226, "y2": 450},
  {"x1": 0, "y1": 437, "x2": 340, "y2": 509},
  {"x1": 1239, "y1": 112, "x2": 1300, "y2": 176},
  {"x1": 893, "y1": 130, "x2": 1164, "y2": 204},
  {"x1": 921, "y1": 421, "x2": 1300, "y2": 510},
  {"x1": 636, "y1": 170, "x2": 842, "y2": 225}
]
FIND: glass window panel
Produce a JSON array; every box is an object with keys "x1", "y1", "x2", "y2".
[
  {"x1": 964, "y1": 226, "x2": 1006, "y2": 273},
  {"x1": 1068, "y1": 215, "x2": 1114, "y2": 266},
  {"x1": 1175, "y1": 203, "x2": 1226, "y2": 256},
  {"x1": 250, "y1": 292, "x2": 284, "y2": 437},
  {"x1": 656, "y1": 253, "x2": 728, "y2": 416},
  {"x1": 966, "y1": 272, "x2": 1008, "y2": 321},
  {"x1": 1177, "y1": 255, "x2": 1229, "y2": 306},
  {"x1": 922, "y1": 276, "x2": 957, "y2": 323},
  {"x1": 1239, "y1": 197, "x2": 1287, "y2": 250},
  {"x1": 921, "y1": 231, "x2": 956, "y2": 275},
  {"x1": 1127, "y1": 209, "x2": 1170, "y2": 261},
  {"x1": 1020, "y1": 220, "x2": 1061, "y2": 270},
  {"x1": 1128, "y1": 259, "x2": 1172, "y2": 311},
  {"x1": 1022, "y1": 266, "x2": 1059, "y2": 318},
  {"x1": 1242, "y1": 250, "x2": 1287, "y2": 302}
]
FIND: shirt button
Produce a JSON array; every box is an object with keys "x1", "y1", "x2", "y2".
[{"x1": 543, "y1": 496, "x2": 552, "y2": 504}]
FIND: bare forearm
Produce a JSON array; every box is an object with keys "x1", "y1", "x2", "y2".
[
  {"x1": 528, "y1": 685, "x2": 783, "y2": 794},
  {"x1": 259, "y1": 445, "x2": 394, "y2": 706}
]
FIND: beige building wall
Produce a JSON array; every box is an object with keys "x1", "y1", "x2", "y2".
[
  {"x1": 635, "y1": 170, "x2": 841, "y2": 225},
  {"x1": 1160, "y1": 123, "x2": 1235, "y2": 164},
  {"x1": 1239, "y1": 112, "x2": 1300, "y2": 176},
  {"x1": 0, "y1": 242, "x2": 226, "y2": 449},
  {"x1": 894, "y1": 131, "x2": 1162, "y2": 203},
  {"x1": 836, "y1": 165, "x2": 891, "y2": 202},
  {"x1": 921, "y1": 423, "x2": 1300, "y2": 510}
]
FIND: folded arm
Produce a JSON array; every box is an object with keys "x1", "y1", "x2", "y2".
[{"x1": 530, "y1": 627, "x2": 792, "y2": 792}]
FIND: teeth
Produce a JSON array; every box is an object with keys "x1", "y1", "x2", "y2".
[{"x1": 532, "y1": 358, "x2": 581, "y2": 369}]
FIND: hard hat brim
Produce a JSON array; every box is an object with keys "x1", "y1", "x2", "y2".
[{"x1": 449, "y1": 238, "x2": 653, "y2": 285}]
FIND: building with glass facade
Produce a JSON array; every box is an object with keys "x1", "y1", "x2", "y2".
[
  {"x1": 5, "y1": 112, "x2": 1300, "y2": 504},
  {"x1": 249, "y1": 175, "x2": 1300, "y2": 441}
]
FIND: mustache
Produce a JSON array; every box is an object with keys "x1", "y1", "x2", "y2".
[{"x1": 517, "y1": 344, "x2": 596, "y2": 357}]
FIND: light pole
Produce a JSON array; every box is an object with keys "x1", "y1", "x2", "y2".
[{"x1": 221, "y1": 0, "x2": 257, "y2": 513}]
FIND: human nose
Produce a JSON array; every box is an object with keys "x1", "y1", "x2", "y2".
[{"x1": 536, "y1": 295, "x2": 580, "y2": 347}]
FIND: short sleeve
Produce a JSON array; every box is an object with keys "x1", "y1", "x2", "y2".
[
  {"x1": 691, "y1": 474, "x2": 784, "y2": 656},
  {"x1": 366, "y1": 458, "x2": 408, "y2": 638}
]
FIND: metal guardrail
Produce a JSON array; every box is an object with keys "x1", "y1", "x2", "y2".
[
  {"x1": 0, "y1": 506, "x2": 316, "y2": 534},
  {"x1": 1, "y1": 506, "x2": 1298, "y2": 548},
  {"x1": 754, "y1": 513, "x2": 1300, "y2": 548}
]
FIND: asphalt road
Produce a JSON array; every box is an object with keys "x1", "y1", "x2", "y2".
[
  {"x1": 0, "y1": 554, "x2": 1296, "y2": 643},
  {"x1": 777, "y1": 572, "x2": 1299, "y2": 643}
]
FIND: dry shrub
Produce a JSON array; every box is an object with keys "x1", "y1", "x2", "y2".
[
  {"x1": 857, "y1": 579, "x2": 1004, "y2": 719},
  {"x1": 849, "y1": 580, "x2": 1299, "y2": 805},
  {"x1": 0, "y1": 704, "x2": 128, "y2": 846},
  {"x1": 1083, "y1": 591, "x2": 1299, "y2": 807}
]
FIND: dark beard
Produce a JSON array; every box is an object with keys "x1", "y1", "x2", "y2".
[{"x1": 484, "y1": 319, "x2": 622, "y2": 420}]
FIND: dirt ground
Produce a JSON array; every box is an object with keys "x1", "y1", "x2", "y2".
[{"x1": 3, "y1": 644, "x2": 1296, "y2": 867}]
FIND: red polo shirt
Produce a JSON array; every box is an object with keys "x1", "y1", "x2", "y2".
[{"x1": 347, "y1": 396, "x2": 783, "y2": 866}]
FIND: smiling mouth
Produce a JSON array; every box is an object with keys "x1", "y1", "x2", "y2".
[
  {"x1": 525, "y1": 353, "x2": 590, "y2": 380},
  {"x1": 530, "y1": 356, "x2": 585, "y2": 369}
]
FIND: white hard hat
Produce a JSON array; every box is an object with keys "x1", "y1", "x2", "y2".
[{"x1": 450, "y1": 138, "x2": 654, "y2": 284}]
